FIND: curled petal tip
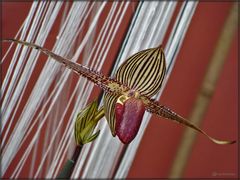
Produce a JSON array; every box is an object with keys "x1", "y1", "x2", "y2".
[
  {"x1": 209, "y1": 136, "x2": 236, "y2": 145},
  {"x1": 226, "y1": 140, "x2": 236, "y2": 144}
]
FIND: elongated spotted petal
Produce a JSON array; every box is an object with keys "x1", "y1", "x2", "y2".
[
  {"x1": 115, "y1": 47, "x2": 166, "y2": 97},
  {"x1": 2, "y1": 39, "x2": 114, "y2": 94},
  {"x1": 103, "y1": 93, "x2": 118, "y2": 136},
  {"x1": 145, "y1": 98, "x2": 236, "y2": 145}
]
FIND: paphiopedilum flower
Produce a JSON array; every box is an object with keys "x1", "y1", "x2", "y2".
[
  {"x1": 104, "y1": 47, "x2": 166, "y2": 143},
  {"x1": 3, "y1": 39, "x2": 236, "y2": 145}
]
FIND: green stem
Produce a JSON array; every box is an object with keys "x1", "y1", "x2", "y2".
[
  {"x1": 57, "y1": 107, "x2": 105, "y2": 179},
  {"x1": 56, "y1": 145, "x2": 83, "y2": 179}
]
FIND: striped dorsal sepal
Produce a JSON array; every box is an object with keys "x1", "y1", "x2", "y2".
[{"x1": 115, "y1": 46, "x2": 166, "y2": 97}]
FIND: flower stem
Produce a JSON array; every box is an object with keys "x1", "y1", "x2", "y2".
[
  {"x1": 56, "y1": 145, "x2": 83, "y2": 179},
  {"x1": 57, "y1": 107, "x2": 105, "y2": 179}
]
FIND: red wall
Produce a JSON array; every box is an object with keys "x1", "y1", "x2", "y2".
[
  {"x1": 128, "y1": 2, "x2": 238, "y2": 178},
  {"x1": 2, "y1": 2, "x2": 238, "y2": 179}
]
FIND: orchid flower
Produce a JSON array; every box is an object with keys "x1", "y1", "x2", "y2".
[{"x1": 3, "y1": 39, "x2": 236, "y2": 145}]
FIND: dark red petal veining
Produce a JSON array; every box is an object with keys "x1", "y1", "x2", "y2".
[{"x1": 115, "y1": 98, "x2": 145, "y2": 144}]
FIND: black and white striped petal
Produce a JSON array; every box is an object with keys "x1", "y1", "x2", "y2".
[{"x1": 115, "y1": 47, "x2": 166, "y2": 97}]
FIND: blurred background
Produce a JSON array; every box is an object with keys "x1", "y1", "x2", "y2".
[{"x1": 1, "y1": 1, "x2": 238, "y2": 179}]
